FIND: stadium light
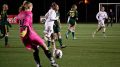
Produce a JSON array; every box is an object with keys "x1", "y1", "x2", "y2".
[{"x1": 84, "y1": 0, "x2": 89, "y2": 4}]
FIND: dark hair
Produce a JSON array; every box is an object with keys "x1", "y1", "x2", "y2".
[{"x1": 51, "y1": 2, "x2": 57, "y2": 9}]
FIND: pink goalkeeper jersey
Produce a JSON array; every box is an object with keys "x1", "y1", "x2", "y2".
[{"x1": 17, "y1": 11, "x2": 41, "y2": 40}]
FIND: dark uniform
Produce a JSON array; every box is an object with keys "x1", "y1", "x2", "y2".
[
  {"x1": 68, "y1": 10, "x2": 78, "y2": 26},
  {"x1": 0, "y1": 10, "x2": 11, "y2": 35},
  {"x1": 107, "y1": 10, "x2": 114, "y2": 27},
  {"x1": 53, "y1": 12, "x2": 60, "y2": 33},
  {"x1": 0, "y1": 10, "x2": 11, "y2": 46}
]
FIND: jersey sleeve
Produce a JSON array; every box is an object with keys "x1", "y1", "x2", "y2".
[
  {"x1": 75, "y1": 11, "x2": 78, "y2": 18},
  {"x1": 96, "y1": 12, "x2": 100, "y2": 20}
]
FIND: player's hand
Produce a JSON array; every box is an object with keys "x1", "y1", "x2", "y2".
[
  {"x1": 20, "y1": 31, "x2": 27, "y2": 37},
  {"x1": 76, "y1": 18, "x2": 78, "y2": 20}
]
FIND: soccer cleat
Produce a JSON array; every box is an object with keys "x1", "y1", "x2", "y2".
[
  {"x1": 73, "y1": 37, "x2": 77, "y2": 40},
  {"x1": 51, "y1": 62, "x2": 59, "y2": 67},
  {"x1": 60, "y1": 45, "x2": 67, "y2": 49},
  {"x1": 36, "y1": 64, "x2": 42, "y2": 67}
]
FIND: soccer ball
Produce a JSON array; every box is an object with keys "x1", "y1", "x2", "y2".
[{"x1": 55, "y1": 49, "x2": 63, "y2": 59}]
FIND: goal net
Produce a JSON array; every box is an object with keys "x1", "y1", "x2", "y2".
[{"x1": 99, "y1": 3, "x2": 120, "y2": 23}]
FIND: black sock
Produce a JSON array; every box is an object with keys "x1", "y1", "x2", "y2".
[
  {"x1": 47, "y1": 41, "x2": 51, "y2": 47},
  {"x1": 58, "y1": 38, "x2": 62, "y2": 46},
  {"x1": 44, "y1": 50, "x2": 54, "y2": 62},
  {"x1": 72, "y1": 32, "x2": 75, "y2": 38},
  {"x1": 5, "y1": 36, "x2": 8, "y2": 46},
  {"x1": 33, "y1": 48, "x2": 41, "y2": 66}
]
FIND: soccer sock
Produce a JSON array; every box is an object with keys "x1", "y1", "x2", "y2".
[
  {"x1": 44, "y1": 50, "x2": 55, "y2": 63},
  {"x1": 103, "y1": 32, "x2": 106, "y2": 37},
  {"x1": 47, "y1": 41, "x2": 51, "y2": 47},
  {"x1": 72, "y1": 32, "x2": 75, "y2": 38},
  {"x1": 5, "y1": 36, "x2": 8, "y2": 46},
  {"x1": 58, "y1": 38, "x2": 63, "y2": 46},
  {"x1": 66, "y1": 30, "x2": 71, "y2": 35},
  {"x1": 33, "y1": 48, "x2": 41, "y2": 67}
]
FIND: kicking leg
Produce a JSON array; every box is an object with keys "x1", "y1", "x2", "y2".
[
  {"x1": 32, "y1": 46, "x2": 42, "y2": 67},
  {"x1": 92, "y1": 26, "x2": 102, "y2": 38}
]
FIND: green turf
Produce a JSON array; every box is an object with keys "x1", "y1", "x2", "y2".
[{"x1": 0, "y1": 23, "x2": 120, "y2": 67}]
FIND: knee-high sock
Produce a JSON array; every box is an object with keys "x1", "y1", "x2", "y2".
[
  {"x1": 72, "y1": 32, "x2": 75, "y2": 38},
  {"x1": 5, "y1": 36, "x2": 8, "y2": 46},
  {"x1": 44, "y1": 50, "x2": 55, "y2": 63},
  {"x1": 47, "y1": 41, "x2": 51, "y2": 47},
  {"x1": 33, "y1": 48, "x2": 41, "y2": 66},
  {"x1": 58, "y1": 37, "x2": 63, "y2": 46}
]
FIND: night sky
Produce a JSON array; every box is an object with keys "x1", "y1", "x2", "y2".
[{"x1": 0, "y1": 0, "x2": 120, "y2": 23}]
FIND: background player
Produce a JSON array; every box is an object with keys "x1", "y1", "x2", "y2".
[
  {"x1": 92, "y1": 6, "x2": 108, "y2": 38},
  {"x1": 53, "y1": 4, "x2": 66, "y2": 48},
  {"x1": 17, "y1": 1, "x2": 59, "y2": 67},
  {"x1": 107, "y1": 9, "x2": 115, "y2": 27},
  {"x1": 0, "y1": 4, "x2": 11, "y2": 47},
  {"x1": 65, "y1": 4, "x2": 78, "y2": 40}
]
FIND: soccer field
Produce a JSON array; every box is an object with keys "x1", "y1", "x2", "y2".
[{"x1": 0, "y1": 23, "x2": 120, "y2": 67}]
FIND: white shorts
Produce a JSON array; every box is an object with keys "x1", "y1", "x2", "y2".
[
  {"x1": 44, "y1": 21, "x2": 54, "y2": 37},
  {"x1": 98, "y1": 20, "x2": 105, "y2": 27}
]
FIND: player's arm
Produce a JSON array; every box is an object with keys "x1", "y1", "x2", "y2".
[
  {"x1": 75, "y1": 11, "x2": 78, "y2": 20},
  {"x1": 45, "y1": 12, "x2": 49, "y2": 19},
  {"x1": 57, "y1": 19, "x2": 61, "y2": 28},
  {"x1": 96, "y1": 12, "x2": 100, "y2": 21},
  {"x1": 105, "y1": 12, "x2": 108, "y2": 19}
]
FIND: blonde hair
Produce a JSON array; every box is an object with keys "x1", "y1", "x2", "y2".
[{"x1": 19, "y1": 1, "x2": 32, "y2": 11}]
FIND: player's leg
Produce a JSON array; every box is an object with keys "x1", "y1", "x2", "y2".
[
  {"x1": 55, "y1": 26, "x2": 66, "y2": 48},
  {"x1": 101, "y1": 20, "x2": 106, "y2": 37},
  {"x1": 51, "y1": 33, "x2": 57, "y2": 56},
  {"x1": 32, "y1": 46, "x2": 42, "y2": 67},
  {"x1": 34, "y1": 35, "x2": 59, "y2": 67},
  {"x1": 111, "y1": 18, "x2": 113, "y2": 27},
  {"x1": 0, "y1": 25, "x2": 5, "y2": 39},
  {"x1": 40, "y1": 42, "x2": 59, "y2": 67},
  {"x1": 5, "y1": 26, "x2": 9, "y2": 47},
  {"x1": 65, "y1": 24, "x2": 71, "y2": 39},
  {"x1": 22, "y1": 39, "x2": 42, "y2": 67},
  {"x1": 92, "y1": 26, "x2": 102, "y2": 38},
  {"x1": 57, "y1": 32, "x2": 65, "y2": 48},
  {"x1": 71, "y1": 22, "x2": 76, "y2": 39},
  {"x1": 102, "y1": 26, "x2": 106, "y2": 37},
  {"x1": 44, "y1": 26, "x2": 52, "y2": 48},
  {"x1": 92, "y1": 21, "x2": 103, "y2": 37},
  {"x1": 107, "y1": 18, "x2": 110, "y2": 27}
]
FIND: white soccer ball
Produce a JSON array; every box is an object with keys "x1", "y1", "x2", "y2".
[{"x1": 55, "y1": 49, "x2": 63, "y2": 59}]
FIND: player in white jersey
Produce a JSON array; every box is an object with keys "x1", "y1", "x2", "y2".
[
  {"x1": 92, "y1": 7, "x2": 108, "y2": 38},
  {"x1": 44, "y1": 2, "x2": 58, "y2": 56}
]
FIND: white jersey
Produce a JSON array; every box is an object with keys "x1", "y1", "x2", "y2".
[
  {"x1": 96, "y1": 11, "x2": 108, "y2": 21},
  {"x1": 96, "y1": 11, "x2": 108, "y2": 27},
  {"x1": 44, "y1": 8, "x2": 57, "y2": 37}
]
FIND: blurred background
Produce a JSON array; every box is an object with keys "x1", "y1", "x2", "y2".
[{"x1": 0, "y1": 0, "x2": 120, "y2": 23}]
